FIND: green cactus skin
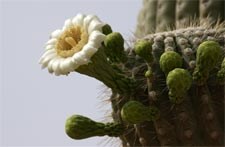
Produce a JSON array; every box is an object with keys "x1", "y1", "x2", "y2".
[
  {"x1": 121, "y1": 101, "x2": 159, "y2": 124},
  {"x1": 193, "y1": 41, "x2": 222, "y2": 85},
  {"x1": 166, "y1": 68, "x2": 192, "y2": 104},
  {"x1": 159, "y1": 51, "x2": 183, "y2": 75},
  {"x1": 136, "y1": 0, "x2": 224, "y2": 37},
  {"x1": 176, "y1": 0, "x2": 199, "y2": 27},
  {"x1": 136, "y1": 0, "x2": 157, "y2": 36},
  {"x1": 156, "y1": 0, "x2": 176, "y2": 32},
  {"x1": 65, "y1": 115, "x2": 124, "y2": 139},
  {"x1": 200, "y1": 0, "x2": 224, "y2": 25}
]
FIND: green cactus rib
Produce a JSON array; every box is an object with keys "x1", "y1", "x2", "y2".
[
  {"x1": 193, "y1": 85, "x2": 224, "y2": 145},
  {"x1": 136, "y1": 0, "x2": 157, "y2": 37},
  {"x1": 200, "y1": 0, "x2": 224, "y2": 24},
  {"x1": 156, "y1": 0, "x2": 176, "y2": 32},
  {"x1": 136, "y1": 0, "x2": 224, "y2": 36},
  {"x1": 172, "y1": 97, "x2": 201, "y2": 145},
  {"x1": 176, "y1": 0, "x2": 199, "y2": 27},
  {"x1": 65, "y1": 115, "x2": 124, "y2": 139}
]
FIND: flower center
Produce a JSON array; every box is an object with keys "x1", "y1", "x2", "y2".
[{"x1": 56, "y1": 25, "x2": 88, "y2": 58}]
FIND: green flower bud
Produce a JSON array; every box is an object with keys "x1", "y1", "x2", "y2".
[
  {"x1": 160, "y1": 51, "x2": 183, "y2": 75},
  {"x1": 145, "y1": 69, "x2": 153, "y2": 78},
  {"x1": 196, "y1": 41, "x2": 222, "y2": 71},
  {"x1": 193, "y1": 41, "x2": 222, "y2": 84},
  {"x1": 134, "y1": 40, "x2": 153, "y2": 63},
  {"x1": 65, "y1": 115, "x2": 124, "y2": 140},
  {"x1": 166, "y1": 68, "x2": 192, "y2": 104},
  {"x1": 102, "y1": 24, "x2": 112, "y2": 35},
  {"x1": 121, "y1": 101, "x2": 159, "y2": 124},
  {"x1": 104, "y1": 32, "x2": 126, "y2": 62}
]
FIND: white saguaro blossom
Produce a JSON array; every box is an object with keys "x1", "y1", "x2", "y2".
[{"x1": 39, "y1": 13, "x2": 106, "y2": 76}]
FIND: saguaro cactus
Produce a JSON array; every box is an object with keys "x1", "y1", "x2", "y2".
[{"x1": 39, "y1": 1, "x2": 224, "y2": 146}]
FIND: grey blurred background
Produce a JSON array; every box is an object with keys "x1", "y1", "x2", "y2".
[{"x1": 0, "y1": 0, "x2": 141, "y2": 146}]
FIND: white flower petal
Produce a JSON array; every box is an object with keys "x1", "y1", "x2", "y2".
[
  {"x1": 47, "y1": 57, "x2": 59, "y2": 74},
  {"x1": 72, "y1": 51, "x2": 89, "y2": 66},
  {"x1": 83, "y1": 15, "x2": 100, "y2": 32},
  {"x1": 45, "y1": 38, "x2": 57, "y2": 46},
  {"x1": 40, "y1": 53, "x2": 57, "y2": 68},
  {"x1": 88, "y1": 30, "x2": 106, "y2": 48},
  {"x1": 82, "y1": 44, "x2": 98, "y2": 58},
  {"x1": 64, "y1": 19, "x2": 73, "y2": 28},
  {"x1": 88, "y1": 19, "x2": 104, "y2": 35},
  {"x1": 52, "y1": 58, "x2": 64, "y2": 76},
  {"x1": 51, "y1": 29, "x2": 62, "y2": 39},
  {"x1": 40, "y1": 13, "x2": 107, "y2": 76},
  {"x1": 59, "y1": 57, "x2": 75, "y2": 73},
  {"x1": 72, "y1": 13, "x2": 85, "y2": 26},
  {"x1": 45, "y1": 44, "x2": 55, "y2": 50},
  {"x1": 40, "y1": 49, "x2": 56, "y2": 61}
]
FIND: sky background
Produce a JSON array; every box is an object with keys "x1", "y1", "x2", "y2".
[{"x1": 0, "y1": 0, "x2": 142, "y2": 146}]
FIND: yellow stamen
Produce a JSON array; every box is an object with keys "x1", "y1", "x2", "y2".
[
  {"x1": 65, "y1": 37, "x2": 77, "y2": 47},
  {"x1": 56, "y1": 25, "x2": 88, "y2": 58}
]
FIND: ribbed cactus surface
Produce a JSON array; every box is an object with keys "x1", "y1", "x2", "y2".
[{"x1": 136, "y1": 0, "x2": 224, "y2": 37}]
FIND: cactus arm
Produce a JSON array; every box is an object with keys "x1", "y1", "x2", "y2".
[
  {"x1": 200, "y1": 0, "x2": 225, "y2": 24},
  {"x1": 156, "y1": 0, "x2": 176, "y2": 32},
  {"x1": 176, "y1": 0, "x2": 199, "y2": 27}
]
